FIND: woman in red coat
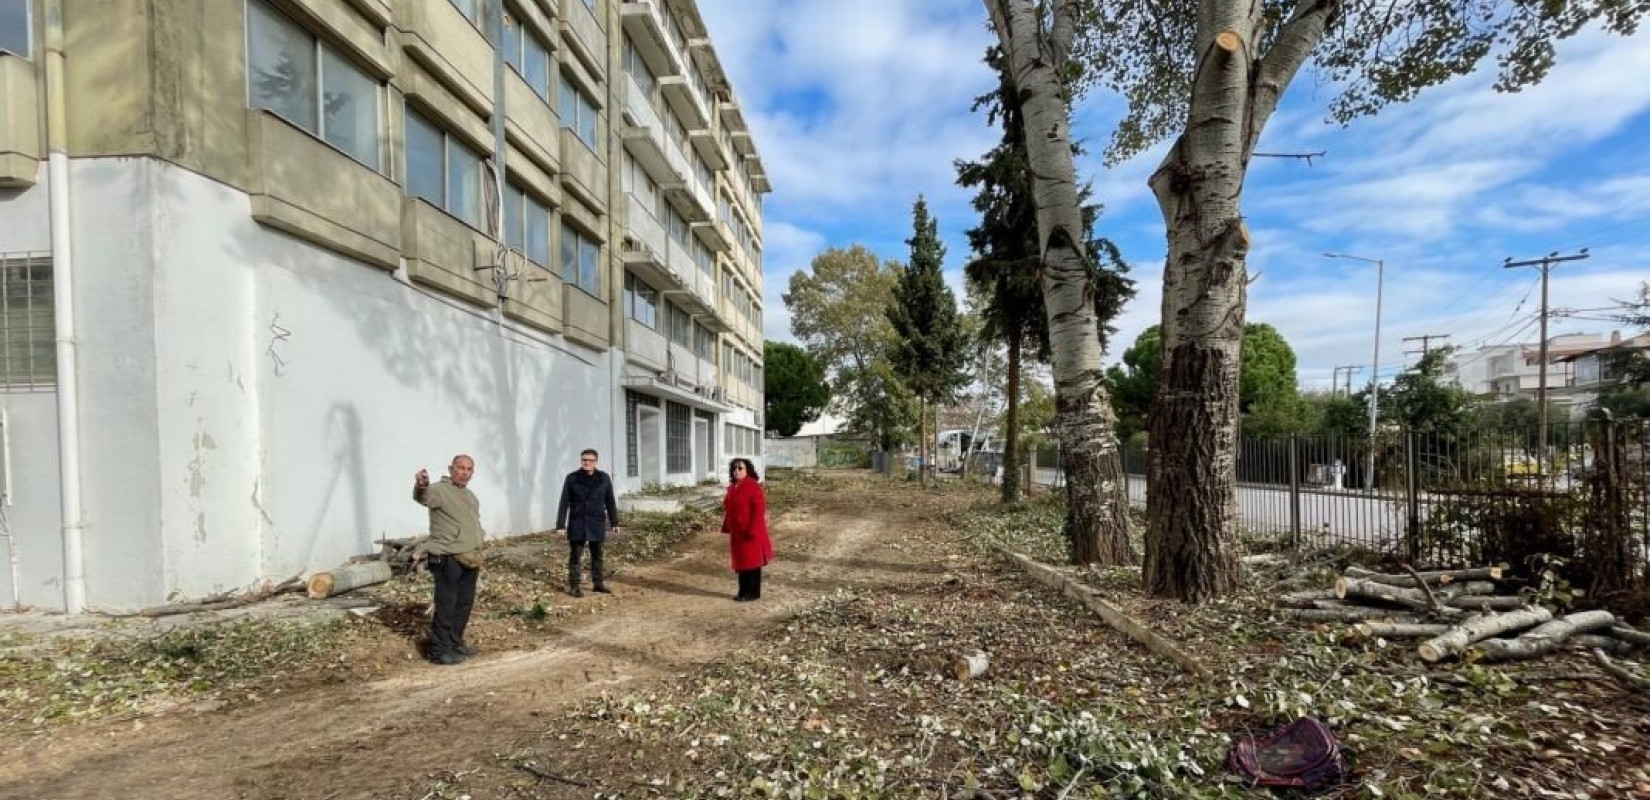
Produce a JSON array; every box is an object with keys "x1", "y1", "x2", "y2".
[{"x1": 721, "y1": 458, "x2": 773, "y2": 601}]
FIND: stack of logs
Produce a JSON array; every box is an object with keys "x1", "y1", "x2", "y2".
[{"x1": 1280, "y1": 565, "x2": 1650, "y2": 668}]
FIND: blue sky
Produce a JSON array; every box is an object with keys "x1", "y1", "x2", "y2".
[{"x1": 697, "y1": 0, "x2": 1650, "y2": 391}]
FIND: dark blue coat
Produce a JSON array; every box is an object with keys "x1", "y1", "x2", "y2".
[{"x1": 557, "y1": 469, "x2": 619, "y2": 542}]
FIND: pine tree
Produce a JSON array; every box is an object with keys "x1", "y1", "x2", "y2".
[
  {"x1": 957, "y1": 46, "x2": 1133, "y2": 506},
  {"x1": 888, "y1": 197, "x2": 970, "y2": 482}
]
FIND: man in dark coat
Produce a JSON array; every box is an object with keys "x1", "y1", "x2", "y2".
[{"x1": 555, "y1": 448, "x2": 620, "y2": 597}]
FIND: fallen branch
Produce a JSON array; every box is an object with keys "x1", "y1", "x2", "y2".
[
  {"x1": 1344, "y1": 565, "x2": 1503, "y2": 588},
  {"x1": 105, "y1": 574, "x2": 304, "y2": 618},
  {"x1": 1404, "y1": 565, "x2": 1442, "y2": 612},
  {"x1": 1570, "y1": 635, "x2": 1636, "y2": 656},
  {"x1": 1292, "y1": 607, "x2": 1420, "y2": 624},
  {"x1": 1349, "y1": 622, "x2": 1449, "y2": 640},
  {"x1": 1471, "y1": 610, "x2": 1616, "y2": 663},
  {"x1": 517, "y1": 761, "x2": 591, "y2": 788},
  {"x1": 1335, "y1": 578, "x2": 1462, "y2": 616},
  {"x1": 994, "y1": 546, "x2": 1210, "y2": 678},
  {"x1": 307, "y1": 561, "x2": 393, "y2": 599},
  {"x1": 1418, "y1": 607, "x2": 1554, "y2": 663},
  {"x1": 1591, "y1": 649, "x2": 1650, "y2": 692},
  {"x1": 1607, "y1": 625, "x2": 1650, "y2": 649},
  {"x1": 1277, "y1": 590, "x2": 1339, "y2": 609},
  {"x1": 1444, "y1": 596, "x2": 1528, "y2": 612}
]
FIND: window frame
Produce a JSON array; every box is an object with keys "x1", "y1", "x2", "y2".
[
  {"x1": 503, "y1": 6, "x2": 553, "y2": 101},
  {"x1": 245, "y1": 0, "x2": 384, "y2": 172},
  {"x1": 559, "y1": 75, "x2": 600, "y2": 152},
  {"x1": 403, "y1": 105, "x2": 487, "y2": 230},
  {"x1": 561, "y1": 222, "x2": 602, "y2": 296},
  {"x1": 0, "y1": 0, "x2": 32, "y2": 59}
]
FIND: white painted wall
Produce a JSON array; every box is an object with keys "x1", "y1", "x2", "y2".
[
  {"x1": 9, "y1": 158, "x2": 617, "y2": 610},
  {"x1": 0, "y1": 163, "x2": 67, "y2": 610}
]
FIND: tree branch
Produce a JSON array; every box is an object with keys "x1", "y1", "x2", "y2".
[
  {"x1": 1249, "y1": 0, "x2": 1339, "y2": 158},
  {"x1": 1051, "y1": 0, "x2": 1078, "y2": 72}
]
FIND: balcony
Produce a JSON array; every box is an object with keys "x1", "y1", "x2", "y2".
[
  {"x1": 663, "y1": 179, "x2": 712, "y2": 224},
  {"x1": 692, "y1": 219, "x2": 731, "y2": 253},
  {"x1": 689, "y1": 127, "x2": 728, "y2": 170},
  {"x1": 559, "y1": 127, "x2": 608, "y2": 213},
  {"x1": 0, "y1": 54, "x2": 41, "y2": 186},
  {"x1": 561, "y1": 0, "x2": 608, "y2": 81},
  {"x1": 619, "y1": 0, "x2": 685, "y2": 77},
  {"x1": 618, "y1": 74, "x2": 677, "y2": 178},
  {"x1": 627, "y1": 319, "x2": 668, "y2": 370},
  {"x1": 660, "y1": 75, "x2": 710, "y2": 130},
  {"x1": 747, "y1": 156, "x2": 772, "y2": 194},
  {"x1": 620, "y1": 194, "x2": 685, "y2": 292}
]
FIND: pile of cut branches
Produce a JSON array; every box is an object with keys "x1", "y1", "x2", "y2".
[{"x1": 1280, "y1": 564, "x2": 1650, "y2": 688}]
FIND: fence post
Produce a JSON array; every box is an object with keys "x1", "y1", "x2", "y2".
[
  {"x1": 1587, "y1": 411, "x2": 1630, "y2": 596},
  {"x1": 1404, "y1": 429, "x2": 1421, "y2": 565},
  {"x1": 1288, "y1": 434, "x2": 1302, "y2": 548}
]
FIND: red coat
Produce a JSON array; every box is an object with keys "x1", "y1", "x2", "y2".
[{"x1": 721, "y1": 478, "x2": 773, "y2": 572}]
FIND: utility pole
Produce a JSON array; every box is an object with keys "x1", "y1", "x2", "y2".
[
  {"x1": 1335, "y1": 365, "x2": 1363, "y2": 397},
  {"x1": 1503, "y1": 249, "x2": 1590, "y2": 475},
  {"x1": 1403, "y1": 334, "x2": 1450, "y2": 361}
]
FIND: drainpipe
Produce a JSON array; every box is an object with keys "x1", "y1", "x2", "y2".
[{"x1": 44, "y1": 0, "x2": 87, "y2": 614}]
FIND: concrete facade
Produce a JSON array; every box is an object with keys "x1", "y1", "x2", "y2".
[{"x1": 0, "y1": 0, "x2": 768, "y2": 611}]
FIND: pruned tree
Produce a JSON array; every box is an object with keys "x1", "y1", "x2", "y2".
[
  {"x1": 783, "y1": 246, "x2": 913, "y2": 449},
  {"x1": 981, "y1": 0, "x2": 1136, "y2": 566},
  {"x1": 764, "y1": 341, "x2": 831, "y2": 438},
  {"x1": 888, "y1": 197, "x2": 972, "y2": 483},
  {"x1": 1055, "y1": 0, "x2": 1647, "y2": 601},
  {"x1": 958, "y1": 46, "x2": 1134, "y2": 506}
]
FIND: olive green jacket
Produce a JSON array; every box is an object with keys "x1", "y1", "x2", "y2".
[{"x1": 414, "y1": 478, "x2": 484, "y2": 556}]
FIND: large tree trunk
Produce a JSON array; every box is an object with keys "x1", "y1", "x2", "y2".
[
  {"x1": 986, "y1": 0, "x2": 1132, "y2": 566},
  {"x1": 1001, "y1": 332, "x2": 1022, "y2": 503},
  {"x1": 1143, "y1": 0, "x2": 1336, "y2": 601}
]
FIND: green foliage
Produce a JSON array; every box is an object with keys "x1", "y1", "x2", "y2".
[
  {"x1": 763, "y1": 341, "x2": 831, "y2": 437},
  {"x1": 1107, "y1": 323, "x2": 1304, "y2": 437},
  {"x1": 1382, "y1": 349, "x2": 1475, "y2": 434},
  {"x1": 887, "y1": 197, "x2": 971, "y2": 405},
  {"x1": 956, "y1": 47, "x2": 1134, "y2": 361},
  {"x1": 1082, "y1": 0, "x2": 1649, "y2": 163},
  {"x1": 1598, "y1": 385, "x2": 1650, "y2": 420},
  {"x1": 783, "y1": 246, "x2": 915, "y2": 446}
]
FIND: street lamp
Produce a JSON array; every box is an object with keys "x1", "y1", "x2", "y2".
[{"x1": 1324, "y1": 252, "x2": 1384, "y2": 491}]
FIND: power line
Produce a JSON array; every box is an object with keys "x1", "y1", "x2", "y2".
[{"x1": 1403, "y1": 334, "x2": 1450, "y2": 360}]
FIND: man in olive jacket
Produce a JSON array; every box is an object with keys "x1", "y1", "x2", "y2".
[
  {"x1": 555, "y1": 448, "x2": 620, "y2": 597},
  {"x1": 413, "y1": 455, "x2": 485, "y2": 665}
]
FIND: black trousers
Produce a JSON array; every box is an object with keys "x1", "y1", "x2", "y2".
[
  {"x1": 568, "y1": 540, "x2": 605, "y2": 587},
  {"x1": 737, "y1": 568, "x2": 762, "y2": 599},
  {"x1": 429, "y1": 555, "x2": 478, "y2": 657}
]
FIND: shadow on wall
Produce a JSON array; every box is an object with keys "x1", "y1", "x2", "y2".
[{"x1": 215, "y1": 204, "x2": 597, "y2": 563}]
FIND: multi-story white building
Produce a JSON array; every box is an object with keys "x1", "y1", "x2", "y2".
[{"x1": 0, "y1": 0, "x2": 769, "y2": 611}]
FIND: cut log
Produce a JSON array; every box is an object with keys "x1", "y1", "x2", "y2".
[
  {"x1": 1471, "y1": 611, "x2": 1617, "y2": 663},
  {"x1": 1418, "y1": 607, "x2": 1555, "y2": 663},
  {"x1": 1293, "y1": 607, "x2": 1420, "y2": 624},
  {"x1": 307, "y1": 561, "x2": 393, "y2": 599},
  {"x1": 1592, "y1": 649, "x2": 1650, "y2": 692},
  {"x1": 1350, "y1": 622, "x2": 1450, "y2": 640},
  {"x1": 1570, "y1": 635, "x2": 1636, "y2": 656},
  {"x1": 105, "y1": 575, "x2": 304, "y2": 618},
  {"x1": 953, "y1": 651, "x2": 989, "y2": 681},
  {"x1": 1437, "y1": 581, "x2": 1498, "y2": 598},
  {"x1": 994, "y1": 546, "x2": 1210, "y2": 678},
  {"x1": 1607, "y1": 625, "x2": 1650, "y2": 649},
  {"x1": 1335, "y1": 578, "x2": 1461, "y2": 616},
  {"x1": 1344, "y1": 565, "x2": 1504, "y2": 588},
  {"x1": 1277, "y1": 590, "x2": 1338, "y2": 609},
  {"x1": 1444, "y1": 596, "x2": 1529, "y2": 612}
]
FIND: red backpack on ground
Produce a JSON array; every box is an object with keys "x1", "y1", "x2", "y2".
[{"x1": 1228, "y1": 717, "x2": 1347, "y2": 790}]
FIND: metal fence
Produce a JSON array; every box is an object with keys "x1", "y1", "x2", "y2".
[{"x1": 1121, "y1": 417, "x2": 1650, "y2": 591}]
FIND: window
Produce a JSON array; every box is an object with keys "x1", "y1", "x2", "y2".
[
  {"x1": 694, "y1": 322, "x2": 714, "y2": 360},
  {"x1": 1, "y1": 0, "x2": 31, "y2": 58},
  {"x1": 561, "y1": 222, "x2": 601, "y2": 295},
  {"x1": 624, "y1": 272, "x2": 657, "y2": 328},
  {"x1": 447, "y1": 0, "x2": 480, "y2": 23},
  {"x1": 0, "y1": 254, "x2": 53, "y2": 389},
  {"x1": 666, "y1": 402, "x2": 691, "y2": 473},
  {"x1": 503, "y1": 8, "x2": 552, "y2": 100},
  {"x1": 559, "y1": 77, "x2": 599, "y2": 150},
  {"x1": 667, "y1": 303, "x2": 691, "y2": 346},
  {"x1": 666, "y1": 204, "x2": 689, "y2": 248},
  {"x1": 622, "y1": 36, "x2": 655, "y2": 97},
  {"x1": 504, "y1": 183, "x2": 551, "y2": 266},
  {"x1": 404, "y1": 107, "x2": 485, "y2": 228},
  {"x1": 247, "y1": 0, "x2": 382, "y2": 169}
]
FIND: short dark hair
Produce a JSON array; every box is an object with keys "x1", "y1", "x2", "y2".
[
  {"x1": 581, "y1": 449, "x2": 599, "y2": 459},
  {"x1": 727, "y1": 457, "x2": 759, "y2": 484}
]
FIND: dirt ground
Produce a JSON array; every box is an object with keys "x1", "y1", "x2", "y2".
[{"x1": 0, "y1": 472, "x2": 956, "y2": 800}]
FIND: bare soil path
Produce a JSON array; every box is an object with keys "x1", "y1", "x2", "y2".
[{"x1": 0, "y1": 475, "x2": 939, "y2": 800}]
